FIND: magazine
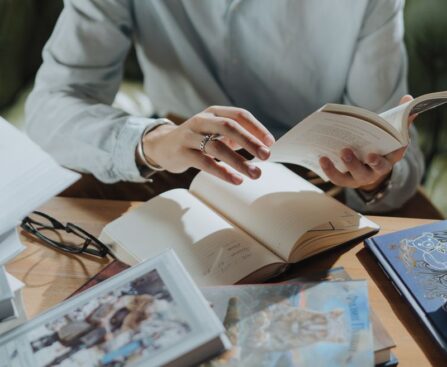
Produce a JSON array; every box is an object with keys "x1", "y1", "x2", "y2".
[
  {"x1": 200, "y1": 281, "x2": 373, "y2": 367},
  {"x1": 0, "y1": 250, "x2": 229, "y2": 367}
]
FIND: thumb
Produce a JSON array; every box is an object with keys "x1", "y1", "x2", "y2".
[
  {"x1": 399, "y1": 94, "x2": 417, "y2": 124},
  {"x1": 386, "y1": 146, "x2": 407, "y2": 164},
  {"x1": 399, "y1": 94, "x2": 413, "y2": 105}
]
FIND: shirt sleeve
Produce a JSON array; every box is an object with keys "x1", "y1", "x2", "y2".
[
  {"x1": 342, "y1": 0, "x2": 425, "y2": 213},
  {"x1": 25, "y1": 0, "x2": 158, "y2": 183}
]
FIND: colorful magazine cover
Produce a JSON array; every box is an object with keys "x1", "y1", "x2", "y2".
[
  {"x1": 201, "y1": 281, "x2": 373, "y2": 367},
  {"x1": 22, "y1": 269, "x2": 191, "y2": 366},
  {"x1": 0, "y1": 250, "x2": 229, "y2": 367}
]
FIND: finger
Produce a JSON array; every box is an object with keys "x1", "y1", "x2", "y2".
[
  {"x1": 191, "y1": 115, "x2": 271, "y2": 160},
  {"x1": 340, "y1": 148, "x2": 372, "y2": 182},
  {"x1": 186, "y1": 150, "x2": 243, "y2": 185},
  {"x1": 365, "y1": 153, "x2": 393, "y2": 176},
  {"x1": 202, "y1": 139, "x2": 261, "y2": 179},
  {"x1": 399, "y1": 95, "x2": 418, "y2": 124},
  {"x1": 385, "y1": 146, "x2": 406, "y2": 164},
  {"x1": 399, "y1": 94, "x2": 413, "y2": 105},
  {"x1": 319, "y1": 156, "x2": 356, "y2": 187},
  {"x1": 206, "y1": 106, "x2": 275, "y2": 146}
]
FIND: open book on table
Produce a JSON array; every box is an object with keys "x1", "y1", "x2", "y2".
[
  {"x1": 269, "y1": 91, "x2": 447, "y2": 180},
  {"x1": 100, "y1": 162, "x2": 379, "y2": 286}
]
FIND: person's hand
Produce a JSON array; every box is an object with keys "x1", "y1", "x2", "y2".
[
  {"x1": 142, "y1": 106, "x2": 275, "y2": 184},
  {"x1": 318, "y1": 95, "x2": 415, "y2": 192}
]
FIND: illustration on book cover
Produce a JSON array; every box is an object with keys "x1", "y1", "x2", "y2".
[
  {"x1": 201, "y1": 282, "x2": 373, "y2": 367},
  {"x1": 393, "y1": 230, "x2": 447, "y2": 303}
]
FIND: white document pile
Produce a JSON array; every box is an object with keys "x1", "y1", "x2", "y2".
[{"x1": 0, "y1": 117, "x2": 79, "y2": 334}]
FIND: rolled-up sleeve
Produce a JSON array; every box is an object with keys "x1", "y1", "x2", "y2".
[
  {"x1": 343, "y1": 0, "x2": 424, "y2": 213},
  {"x1": 25, "y1": 0, "x2": 157, "y2": 183}
]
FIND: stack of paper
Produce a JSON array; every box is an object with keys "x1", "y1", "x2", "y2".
[{"x1": 0, "y1": 117, "x2": 80, "y2": 334}]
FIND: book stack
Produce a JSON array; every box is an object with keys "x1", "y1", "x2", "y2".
[{"x1": 0, "y1": 117, "x2": 79, "y2": 335}]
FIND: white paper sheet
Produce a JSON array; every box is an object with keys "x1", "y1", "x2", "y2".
[{"x1": 0, "y1": 117, "x2": 79, "y2": 240}]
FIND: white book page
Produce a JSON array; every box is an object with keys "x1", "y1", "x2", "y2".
[
  {"x1": 322, "y1": 103, "x2": 401, "y2": 138},
  {"x1": 269, "y1": 112, "x2": 402, "y2": 180},
  {"x1": 379, "y1": 91, "x2": 447, "y2": 144},
  {"x1": 102, "y1": 189, "x2": 283, "y2": 286},
  {"x1": 190, "y1": 162, "x2": 355, "y2": 261},
  {"x1": 379, "y1": 102, "x2": 410, "y2": 142},
  {"x1": 0, "y1": 118, "x2": 79, "y2": 235}
]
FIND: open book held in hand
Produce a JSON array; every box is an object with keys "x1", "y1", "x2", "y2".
[
  {"x1": 100, "y1": 162, "x2": 379, "y2": 286},
  {"x1": 269, "y1": 91, "x2": 447, "y2": 180}
]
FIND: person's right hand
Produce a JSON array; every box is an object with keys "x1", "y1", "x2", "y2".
[{"x1": 142, "y1": 106, "x2": 275, "y2": 184}]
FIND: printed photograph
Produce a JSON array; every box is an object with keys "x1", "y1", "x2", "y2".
[{"x1": 26, "y1": 269, "x2": 191, "y2": 366}]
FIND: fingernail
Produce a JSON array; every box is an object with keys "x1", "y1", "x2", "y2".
[
  {"x1": 258, "y1": 146, "x2": 270, "y2": 160},
  {"x1": 320, "y1": 157, "x2": 330, "y2": 170},
  {"x1": 232, "y1": 174, "x2": 243, "y2": 185},
  {"x1": 247, "y1": 164, "x2": 261, "y2": 179},
  {"x1": 369, "y1": 155, "x2": 379, "y2": 167},
  {"x1": 264, "y1": 134, "x2": 275, "y2": 147},
  {"x1": 342, "y1": 151, "x2": 353, "y2": 163}
]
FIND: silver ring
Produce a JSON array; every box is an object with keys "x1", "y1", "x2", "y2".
[{"x1": 199, "y1": 134, "x2": 221, "y2": 154}]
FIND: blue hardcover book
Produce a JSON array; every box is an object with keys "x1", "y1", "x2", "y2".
[{"x1": 364, "y1": 220, "x2": 447, "y2": 353}]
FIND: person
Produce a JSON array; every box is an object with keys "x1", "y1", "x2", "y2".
[{"x1": 25, "y1": 0, "x2": 424, "y2": 213}]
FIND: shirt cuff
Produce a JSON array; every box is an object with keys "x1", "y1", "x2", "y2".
[
  {"x1": 111, "y1": 116, "x2": 160, "y2": 182},
  {"x1": 345, "y1": 158, "x2": 411, "y2": 213}
]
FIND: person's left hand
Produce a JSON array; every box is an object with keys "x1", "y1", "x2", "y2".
[{"x1": 318, "y1": 95, "x2": 415, "y2": 192}]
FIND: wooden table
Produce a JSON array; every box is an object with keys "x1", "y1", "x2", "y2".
[{"x1": 6, "y1": 197, "x2": 446, "y2": 366}]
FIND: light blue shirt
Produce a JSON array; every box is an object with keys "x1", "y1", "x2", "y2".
[{"x1": 26, "y1": 0, "x2": 424, "y2": 213}]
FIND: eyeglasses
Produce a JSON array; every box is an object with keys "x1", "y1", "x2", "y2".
[{"x1": 21, "y1": 211, "x2": 116, "y2": 259}]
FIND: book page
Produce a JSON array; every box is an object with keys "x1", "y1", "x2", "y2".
[
  {"x1": 322, "y1": 103, "x2": 401, "y2": 138},
  {"x1": 379, "y1": 103, "x2": 409, "y2": 142},
  {"x1": 190, "y1": 162, "x2": 358, "y2": 261},
  {"x1": 269, "y1": 112, "x2": 402, "y2": 180},
  {"x1": 102, "y1": 189, "x2": 283, "y2": 286},
  {"x1": 380, "y1": 91, "x2": 447, "y2": 144},
  {"x1": 289, "y1": 215, "x2": 378, "y2": 262}
]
